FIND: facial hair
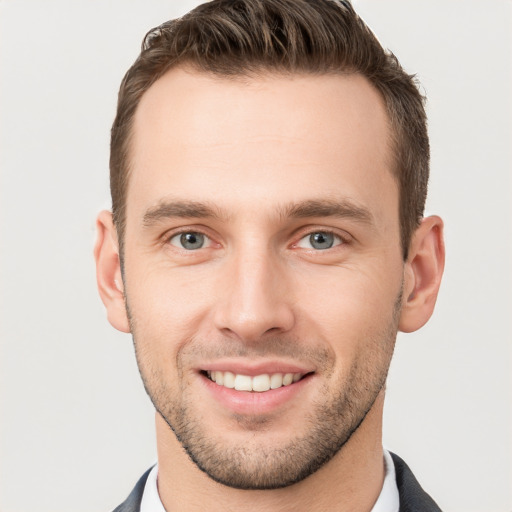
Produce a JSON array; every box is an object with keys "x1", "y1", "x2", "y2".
[{"x1": 128, "y1": 290, "x2": 401, "y2": 490}]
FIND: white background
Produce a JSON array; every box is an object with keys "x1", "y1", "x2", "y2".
[{"x1": 1, "y1": 1, "x2": 511, "y2": 511}]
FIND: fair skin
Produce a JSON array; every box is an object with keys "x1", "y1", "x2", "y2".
[{"x1": 95, "y1": 68, "x2": 444, "y2": 511}]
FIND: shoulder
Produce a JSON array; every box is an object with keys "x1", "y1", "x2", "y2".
[{"x1": 390, "y1": 452, "x2": 443, "y2": 512}]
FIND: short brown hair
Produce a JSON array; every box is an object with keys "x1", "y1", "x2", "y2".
[{"x1": 110, "y1": 0, "x2": 429, "y2": 259}]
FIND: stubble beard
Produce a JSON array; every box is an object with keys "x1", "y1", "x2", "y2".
[{"x1": 128, "y1": 293, "x2": 401, "y2": 490}]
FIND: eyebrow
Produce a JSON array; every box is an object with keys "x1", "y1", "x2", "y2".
[
  {"x1": 142, "y1": 198, "x2": 373, "y2": 227},
  {"x1": 282, "y1": 199, "x2": 374, "y2": 225},
  {"x1": 143, "y1": 200, "x2": 224, "y2": 227}
]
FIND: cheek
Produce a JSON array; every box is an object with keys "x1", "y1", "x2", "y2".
[
  {"x1": 124, "y1": 260, "x2": 218, "y2": 344},
  {"x1": 292, "y1": 263, "x2": 401, "y2": 349}
]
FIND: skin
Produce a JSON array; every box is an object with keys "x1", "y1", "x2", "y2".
[{"x1": 95, "y1": 68, "x2": 444, "y2": 511}]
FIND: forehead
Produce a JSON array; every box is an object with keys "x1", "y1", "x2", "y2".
[{"x1": 127, "y1": 68, "x2": 397, "y2": 226}]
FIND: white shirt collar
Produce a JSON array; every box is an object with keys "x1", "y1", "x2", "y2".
[
  {"x1": 140, "y1": 463, "x2": 165, "y2": 512},
  {"x1": 372, "y1": 449, "x2": 400, "y2": 512},
  {"x1": 140, "y1": 449, "x2": 399, "y2": 512}
]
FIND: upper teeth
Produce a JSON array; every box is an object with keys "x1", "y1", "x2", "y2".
[{"x1": 207, "y1": 371, "x2": 303, "y2": 392}]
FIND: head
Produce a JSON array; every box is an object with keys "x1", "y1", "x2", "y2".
[
  {"x1": 110, "y1": 0, "x2": 429, "y2": 262},
  {"x1": 96, "y1": 0, "x2": 444, "y2": 492}
]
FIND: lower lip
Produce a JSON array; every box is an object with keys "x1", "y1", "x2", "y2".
[{"x1": 200, "y1": 373, "x2": 313, "y2": 415}]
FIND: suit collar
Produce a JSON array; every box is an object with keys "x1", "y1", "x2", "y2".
[
  {"x1": 391, "y1": 452, "x2": 442, "y2": 511},
  {"x1": 112, "y1": 467, "x2": 151, "y2": 512}
]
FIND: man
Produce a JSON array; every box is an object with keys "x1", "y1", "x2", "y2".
[{"x1": 94, "y1": 0, "x2": 445, "y2": 510}]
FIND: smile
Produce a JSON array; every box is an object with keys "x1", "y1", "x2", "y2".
[{"x1": 206, "y1": 370, "x2": 304, "y2": 392}]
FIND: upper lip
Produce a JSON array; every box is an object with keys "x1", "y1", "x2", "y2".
[{"x1": 198, "y1": 360, "x2": 315, "y2": 376}]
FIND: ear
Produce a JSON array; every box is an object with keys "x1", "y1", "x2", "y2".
[
  {"x1": 94, "y1": 210, "x2": 130, "y2": 333},
  {"x1": 399, "y1": 215, "x2": 445, "y2": 333}
]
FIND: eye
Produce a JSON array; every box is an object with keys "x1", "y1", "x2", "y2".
[
  {"x1": 169, "y1": 232, "x2": 211, "y2": 250},
  {"x1": 296, "y1": 231, "x2": 343, "y2": 250}
]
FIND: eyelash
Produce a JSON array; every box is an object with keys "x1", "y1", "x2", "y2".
[
  {"x1": 164, "y1": 228, "x2": 214, "y2": 250},
  {"x1": 162, "y1": 227, "x2": 351, "y2": 252},
  {"x1": 292, "y1": 228, "x2": 350, "y2": 251}
]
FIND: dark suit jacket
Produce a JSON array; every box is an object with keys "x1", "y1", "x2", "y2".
[{"x1": 113, "y1": 452, "x2": 442, "y2": 511}]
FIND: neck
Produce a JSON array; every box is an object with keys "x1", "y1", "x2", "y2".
[{"x1": 155, "y1": 391, "x2": 386, "y2": 512}]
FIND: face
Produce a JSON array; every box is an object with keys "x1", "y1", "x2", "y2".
[{"x1": 122, "y1": 69, "x2": 404, "y2": 489}]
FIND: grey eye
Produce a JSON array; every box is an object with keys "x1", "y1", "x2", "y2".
[
  {"x1": 309, "y1": 232, "x2": 335, "y2": 250},
  {"x1": 296, "y1": 231, "x2": 342, "y2": 250},
  {"x1": 170, "y1": 232, "x2": 207, "y2": 250}
]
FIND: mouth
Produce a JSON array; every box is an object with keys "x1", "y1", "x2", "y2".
[
  {"x1": 202, "y1": 370, "x2": 309, "y2": 392},
  {"x1": 199, "y1": 364, "x2": 315, "y2": 415}
]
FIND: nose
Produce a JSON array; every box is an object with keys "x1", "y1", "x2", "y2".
[{"x1": 213, "y1": 248, "x2": 295, "y2": 343}]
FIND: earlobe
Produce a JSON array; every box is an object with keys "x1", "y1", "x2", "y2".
[
  {"x1": 94, "y1": 210, "x2": 131, "y2": 333},
  {"x1": 399, "y1": 216, "x2": 445, "y2": 333}
]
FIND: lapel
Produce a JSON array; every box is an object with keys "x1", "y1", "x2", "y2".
[
  {"x1": 391, "y1": 452, "x2": 443, "y2": 512},
  {"x1": 112, "y1": 467, "x2": 152, "y2": 512},
  {"x1": 113, "y1": 454, "x2": 442, "y2": 512}
]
